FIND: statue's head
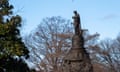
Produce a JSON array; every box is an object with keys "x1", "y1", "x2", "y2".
[{"x1": 73, "y1": 10, "x2": 77, "y2": 15}]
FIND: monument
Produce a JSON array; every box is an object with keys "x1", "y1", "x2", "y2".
[{"x1": 62, "y1": 11, "x2": 93, "y2": 72}]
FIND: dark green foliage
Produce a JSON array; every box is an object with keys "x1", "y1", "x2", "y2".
[
  {"x1": 0, "y1": 0, "x2": 29, "y2": 58},
  {"x1": 0, "y1": 0, "x2": 30, "y2": 72}
]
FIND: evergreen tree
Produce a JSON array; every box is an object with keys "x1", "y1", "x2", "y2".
[
  {"x1": 0, "y1": 0, "x2": 29, "y2": 58},
  {"x1": 0, "y1": 0, "x2": 30, "y2": 72}
]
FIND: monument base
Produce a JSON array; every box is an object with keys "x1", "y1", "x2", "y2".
[{"x1": 62, "y1": 47, "x2": 93, "y2": 72}]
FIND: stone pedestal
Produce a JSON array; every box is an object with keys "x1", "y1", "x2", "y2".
[{"x1": 62, "y1": 34, "x2": 93, "y2": 72}]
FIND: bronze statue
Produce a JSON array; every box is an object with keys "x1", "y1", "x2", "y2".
[{"x1": 72, "y1": 11, "x2": 81, "y2": 35}]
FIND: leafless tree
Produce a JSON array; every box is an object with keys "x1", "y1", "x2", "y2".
[
  {"x1": 24, "y1": 16, "x2": 73, "y2": 72},
  {"x1": 24, "y1": 16, "x2": 99, "y2": 72},
  {"x1": 89, "y1": 35, "x2": 120, "y2": 72}
]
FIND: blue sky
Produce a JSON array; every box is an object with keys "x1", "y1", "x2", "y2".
[{"x1": 10, "y1": 0, "x2": 120, "y2": 39}]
